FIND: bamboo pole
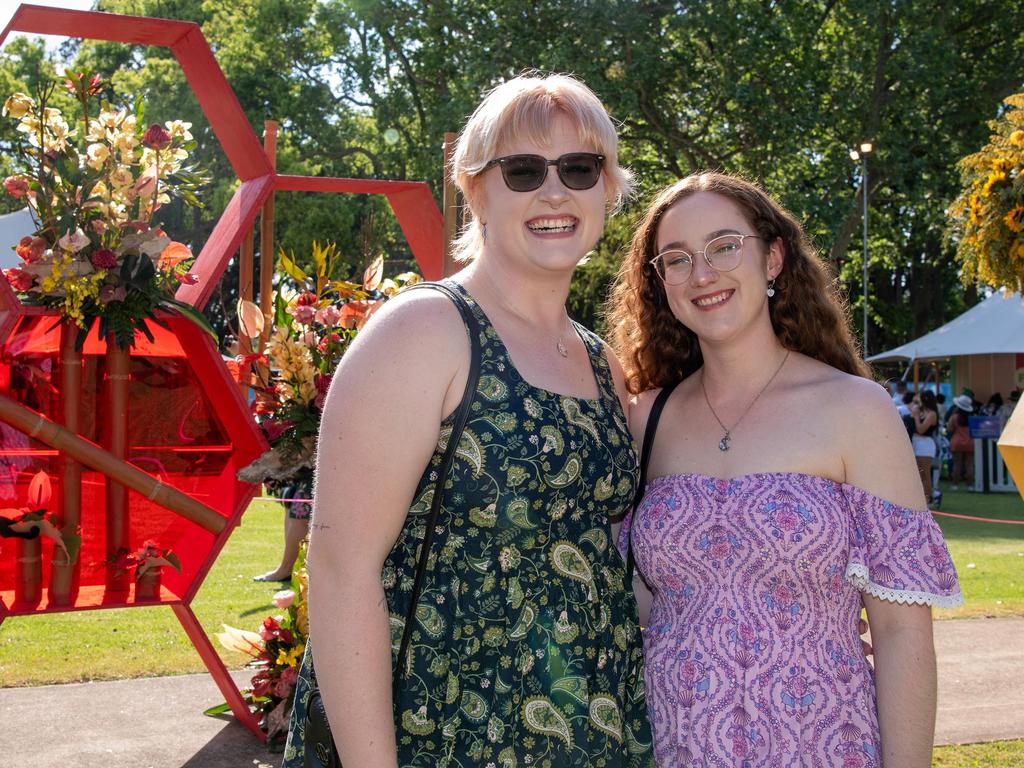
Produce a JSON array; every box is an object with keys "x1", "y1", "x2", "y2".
[
  {"x1": 256, "y1": 120, "x2": 278, "y2": 387},
  {"x1": 104, "y1": 339, "x2": 131, "y2": 593},
  {"x1": 0, "y1": 393, "x2": 226, "y2": 535},
  {"x1": 49, "y1": 320, "x2": 82, "y2": 605},
  {"x1": 442, "y1": 131, "x2": 458, "y2": 277}
]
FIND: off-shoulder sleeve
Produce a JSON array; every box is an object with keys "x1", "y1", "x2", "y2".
[{"x1": 842, "y1": 483, "x2": 964, "y2": 608}]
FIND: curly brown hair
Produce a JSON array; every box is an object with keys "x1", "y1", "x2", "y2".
[{"x1": 607, "y1": 172, "x2": 870, "y2": 394}]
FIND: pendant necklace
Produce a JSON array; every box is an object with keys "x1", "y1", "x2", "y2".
[
  {"x1": 701, "y1": 350, "x2": 791, "y2": 452},
  {"x1": 481, "y1": 273, "x2": 572, "y2": 358}
]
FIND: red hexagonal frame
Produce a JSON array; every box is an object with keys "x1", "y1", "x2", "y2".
[{"x1": 0, "y1": 3, "x2": 445, "y2": 740}]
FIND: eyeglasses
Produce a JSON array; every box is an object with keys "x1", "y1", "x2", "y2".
[
  {"x1": 650, "y1": 233, "x2": 764, "y2": 285},
  {"x1": 483, "y1": 152, "x2": 605, "y2": 192}
]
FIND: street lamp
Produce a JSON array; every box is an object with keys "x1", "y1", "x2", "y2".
[{"x1": 849, "y1": 141, "x2": 873, "y2": 356}]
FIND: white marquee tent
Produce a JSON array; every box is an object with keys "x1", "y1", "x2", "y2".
[
  {"x1": 867, "y1": 291, "x2": 1024, "y2": 363},
  {"x1": 0, "y1": 206, "x2": 36, "y2": 271}
]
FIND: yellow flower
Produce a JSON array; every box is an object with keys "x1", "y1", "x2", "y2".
[
  {"x1": 1010, "y1": 130, "x2": 1024, "y2": 148},
  {"x1": 1005, "y1": 204, "x2": 1024, "y2": 233},
  {"x1": 981, "y1": 170, "x2": 1007, "y2": 197}
]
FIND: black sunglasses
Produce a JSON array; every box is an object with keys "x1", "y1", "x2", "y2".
[{"x1": 483, "y1": 152, "x2": 605, "y2": 192}]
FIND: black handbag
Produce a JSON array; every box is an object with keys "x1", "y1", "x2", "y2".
[{"x1": 303, "y1": 281, "x2": 481, "y2": 768}]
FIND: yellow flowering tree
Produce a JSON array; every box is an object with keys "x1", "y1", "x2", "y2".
[{"x1": 949, "y1": 93, "x2": 1024, "y2": 291}]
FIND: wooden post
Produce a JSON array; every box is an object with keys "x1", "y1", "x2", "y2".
[
  {"x1": 104, "y1": 338, "x2": 131, "y2": 594},
  {"x1": 259, "y1": 120, "x2": 279, "y2": 353},
  {"x1": 913, "y1": 360, "x2": 920, "y2": 391},
  {"x1": 442, "y1": 131, "x2": 458, "y2": 277},
  {"x1": 49, "y1": 320, "x2": 82, "y2": 606}
]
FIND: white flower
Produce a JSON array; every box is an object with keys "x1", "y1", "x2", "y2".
[
  {"x1": 86, "y1": 143, "x2": 109, "y2": 169},
  {"x1": 58, "y1": 228, "x2": 90, "y2": 253}
]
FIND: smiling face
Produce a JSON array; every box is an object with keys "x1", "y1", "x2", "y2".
[
  {"x1": 655, "y1": 191, "x2": 783, "y2": 344},
  {"x1": 474, "y1": 113, "x2": 607, "y2": 275}
]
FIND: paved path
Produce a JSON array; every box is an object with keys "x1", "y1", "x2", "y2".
[{"x1": 1, "y1": 618, "x2": 1022, "y2": 767}]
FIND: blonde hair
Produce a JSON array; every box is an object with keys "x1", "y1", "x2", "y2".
[{"x1": 451, "y1": 73, "x2": 632, "y2": 262}]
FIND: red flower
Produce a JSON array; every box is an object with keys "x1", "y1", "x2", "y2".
[
  {"x1": 3, "y1": 176, "x2": 29, "y2": 199},
  {"x1": 15, "y1": 236, "x2": 47, "y2": 263},
  {"x1": 262, "y1": 419, "x2": 295, "y2": 442},
  {"x1": 142, "y1": 123, "x2": 172, "y2": 150},
  {"x1": 295, "y1": 292, "x2": 318, "y2": 306},
  {"x1": 90, "y1": 248, "x2": 118, "y2": 269},
  {"x1": 5, "y1": 268, "x2": 34, "y2": 292},
  {"x1": 176, "y1": 272, "x2": 199, "y2": 285},
  {"x1": 251, "y1": 671, "x2": 272, "y2": 698}
]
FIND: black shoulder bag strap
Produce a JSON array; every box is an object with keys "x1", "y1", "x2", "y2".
[
  {"x1": 393, "y1": 281, "x2": 481, "y2": 692},
  {"x1": 303, "y1": 281, "x2": 481, "y2": 768},
  {"x1": 625, "y1": 379, "x2": 680, "y2": 583}
]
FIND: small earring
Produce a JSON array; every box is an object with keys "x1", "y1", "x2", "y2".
[{"x1": 766, "y1": 279, "x2": 776, "y2": 298}]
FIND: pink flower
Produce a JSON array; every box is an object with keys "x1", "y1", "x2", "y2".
[
  {"x1": 58, "y1": 227, "x2": 90, "y2": 253},
  {"x1": 90, "y1": 248, "x2": 118, "y2": 269},
  {"x1": 279, "y1": 666, "x2": 298, "y2": 686},
  {"x1": 142, "y1": 123, "x2": 172, "y2": 150},
  {"x1": 5, "y1": 267, "x2": 34, "y2": 292},
  {"x1": 133, "y1": 173, "x2": 157, "y2": 199},
  {"x1": 289, "y1": 304, "x2": 316, "y2": 325},
  {"x1": 176, "y1": 272, "x2": 199, "y2": 285},
  {"x1": 3, "y1": 176, "x2": 29, "y2": 198},
  {"x1": 273, "y1": 676, "x2": 294, "y2": 699},
  {"x1": 272, "y1": 589, "x2": 296, "y2": 609},
  {"x1": 314, "y1": 305, "x2": 341, "y2": 326}
]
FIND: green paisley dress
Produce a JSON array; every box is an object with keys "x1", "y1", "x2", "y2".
[{"x1": 284, "y1": 280, "x2": 653, "y2": 768}]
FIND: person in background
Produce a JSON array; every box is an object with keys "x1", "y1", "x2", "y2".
[
  {"x1": 946, "y1": 393, "x2": 975, "y2": 490},
  {"x1": 999, "y1": 389, "x2": 1020, "y2": 427},
  {"x1": 982, "y1": 392, "x2": 1003, "y2": 417},
  {"x1": 911, "y1": 390, "x2": 941, "y2": 508},
  {"x1": 892, "y1": 379, "x2": 908, "y2": 406}
]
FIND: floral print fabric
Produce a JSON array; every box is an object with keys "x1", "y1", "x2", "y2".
[
  {"x1": 621, "y1": 471, "x2": 961, "y2": 768},
  {"x1": 284, "y1": 280, "x2": 653, "y2": 768}
]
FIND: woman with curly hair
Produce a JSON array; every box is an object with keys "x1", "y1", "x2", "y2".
[{"x1": 608, "y1": 172, "x2": 962, "y2": 766}]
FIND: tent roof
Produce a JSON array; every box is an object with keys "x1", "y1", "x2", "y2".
[
  {"x1": 0, "y1": 207, "x2": 35, "y2": 271},
  {"x1": 867, "y1": 291, "x2": 1024, "y2": 362}
]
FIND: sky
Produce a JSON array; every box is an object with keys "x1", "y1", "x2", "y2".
[{"x1": 1, "y1": 1, "x2": 97, "y2": 51}]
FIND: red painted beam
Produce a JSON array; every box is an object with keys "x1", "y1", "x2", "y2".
[
  {"x1": 176, "y1": 175, "x2": 275, "y2": 309},
  {"x1": 387, "y1": 186, "x2": 445, "y2": 281},
  {"x1": 1, "y1": 4, "x2": 194, "y2": 47},
  {"x1": 274, "y1": 174, "x2": 431, "y2": 195}
]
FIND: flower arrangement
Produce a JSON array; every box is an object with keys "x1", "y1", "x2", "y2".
[
  {"x1": 215, "y1": 547, "x2": 309, "y2": 747},
  {"x1": 2, "y1": 70, "x2": 210, "y2": 349},
  {"x1": 237, "y1": 241, "x2": 420, "y2": 483},
  {"x1": 106, "y1": 539, "x2": 182, "y2": 580},
  {"x1": 949, "y1": 92, "x2": 1024, "y2": 291}
]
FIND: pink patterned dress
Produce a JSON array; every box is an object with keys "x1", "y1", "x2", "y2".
[{"x1": 620, "y1": 472, "x2": 962, "y2": 767}]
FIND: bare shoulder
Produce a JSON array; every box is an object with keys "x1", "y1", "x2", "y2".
[
  {"x1": 599, "y1": 339, "x2": 630, "y2": 414},
  {"x1": 350, "y1": 284, "x2": 467, "y2": 358},
  {"x1": 801, "y1": 361, "x2": 925, "y2": 509},
  {"x1": 629, "y1": 387, "x2": 665, "y2": 445}
]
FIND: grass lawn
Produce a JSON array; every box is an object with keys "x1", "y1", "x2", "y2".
[
  {"x1": 931, "y1": 488, "x2": 1024, "y2": 619},
  {"x1": 933, "y1": 739, "x2": 1024, "y2": 766},
  {"x1": 0, "y1": 498, "x2": 288, "y2": 686}
]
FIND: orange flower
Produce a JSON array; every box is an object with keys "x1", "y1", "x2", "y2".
[{"x1": 158, "y1": 241, "x2": 192, "y2": 270}]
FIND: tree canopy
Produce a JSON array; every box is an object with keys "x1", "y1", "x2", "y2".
[{"x1": 2, "y1": 0, "x2": 1022, "y2": 346}]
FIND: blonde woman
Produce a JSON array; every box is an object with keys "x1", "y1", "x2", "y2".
[{"x1": 283, "y1": 74, "x2": 654, "y2": 767}]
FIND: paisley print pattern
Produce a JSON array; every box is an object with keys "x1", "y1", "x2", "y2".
[
  {"x1": 284, "y1": 280, "x2": 653, "y2": 768},
  {"x1": 621, "y1": 471, "x2": 962, "y2": 767}
]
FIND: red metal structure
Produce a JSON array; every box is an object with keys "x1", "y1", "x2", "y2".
[{"x1": 0, "y1": 3, "x2": 444, "y2": 740}]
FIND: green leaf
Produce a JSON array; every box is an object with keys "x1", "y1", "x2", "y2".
[
  {"x1": 202, "y1": 702, "x2": 233, "y2": 717},
  {"x1": 277, "y1": 249, "x2": 308, "y2": 286}
]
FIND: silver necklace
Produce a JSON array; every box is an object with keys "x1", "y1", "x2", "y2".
[
  {"x1": 701, "y1": 350, "x2": 791, "y2": 452},
  {"x1": 480, "y1": 274, "x2": 572, "y2": 358}
]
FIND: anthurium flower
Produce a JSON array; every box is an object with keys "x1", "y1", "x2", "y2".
[
  {"x1": 142, "y1": 123, "x2": 172, "y2": 150},
  {"x1": 158, "y1": 241, "x2": 192, "y2": 271},
  {"x1": 58, "y1": 227, "x2": 90, "y2": 253},
  {"x1": 237, "y1": 299, "x2": 265, "y2": 338},
  {"x1": 27, "y1": 471, "x2": 52, "y2": 507},
  {"x1": 216, "y1": 624, "x2": 264, "y2": 657},
  {"x1": 5, "y1": 267, "x2": 34, "y2": 292},
  {"x1": 15, "y1": 236, "x2": 47, "y2": 263},
  {"x1": 176, "y1": 272, "x2": 199, "y2": 285},
  {"x1": 132, "y1": 172, "x2": 157, "y2": 199}
]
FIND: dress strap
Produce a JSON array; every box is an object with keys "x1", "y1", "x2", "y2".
[{"x1": 572, "y1": 321, "x2": 619, "y2": 406}]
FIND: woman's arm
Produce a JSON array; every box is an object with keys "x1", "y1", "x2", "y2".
[
  {"x1": 307, "y1": 292, "x2": 468, "y2": 767},
  {"x1": 842, "y1": 381, "x2": 936, "y2": 765},
  {"x1": 864, "y1": 597, "x2": 937, "y2": 767},
  {"x1": 915, "y1": 410, "x2": 937, "y2": 435}
]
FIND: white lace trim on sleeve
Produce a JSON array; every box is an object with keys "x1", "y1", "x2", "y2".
[{"x1": 844, "y1": 563, "x2": 964, "y2": 609}]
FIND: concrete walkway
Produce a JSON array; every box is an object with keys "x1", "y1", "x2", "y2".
[{"x1": 1, "y1": 618, "x2": 1022, "y2": 767}]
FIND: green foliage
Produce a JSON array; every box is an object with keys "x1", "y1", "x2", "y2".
[{"x1": 4, "y1": 0, "x2": 1021, "y2": 349}]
